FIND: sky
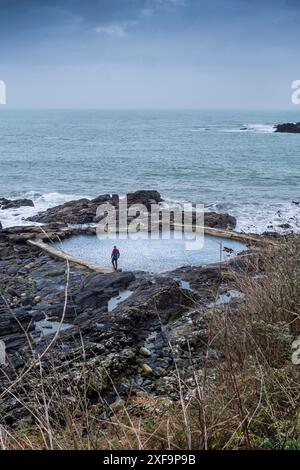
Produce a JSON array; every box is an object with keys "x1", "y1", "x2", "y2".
[{"x1": 0, "y1": 0, "x2": 300, "y2": 109}]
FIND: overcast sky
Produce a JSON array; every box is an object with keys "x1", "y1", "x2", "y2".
[{"x1": 0, "y1": 0, "x2": 299, "y2": 108}]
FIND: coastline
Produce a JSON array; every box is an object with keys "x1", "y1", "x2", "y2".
[
  {"x1": 0, "y1": 189, "x2": 296, "y2": 435},
  {"x1": 1, "y1": 189, "x2": 300, "y2": 235}
]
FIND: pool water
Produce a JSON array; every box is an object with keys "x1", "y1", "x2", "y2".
[
  {"x1": 53, "y1": 232, "x2": 246, "y2": 273},
  {"x1": 108, "y1": 290, "x2": 133, "y2": 311}
]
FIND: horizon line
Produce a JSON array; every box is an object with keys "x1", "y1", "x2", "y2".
[{"x1": 0, "y1": 107, "x2": 299, "y2": 112}]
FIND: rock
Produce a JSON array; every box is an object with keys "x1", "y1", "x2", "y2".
[
  {"x1": 80, "y1": 271, "x2": 135, "y2": 292},
  {"x1": 110, "y1": 398, "x2": 125, "y2": 412},
  {"x1": 146, "y1": 335, "x2": 156, "y2": 343},
  {"x1": 27, "y1": 191, "x2": 162, "y2": 225},
  {"x1": 126, "y1": 190, "x2": 162, "y2": 211},
  {"x1": 204, "y1": 212, "x2": 236, "y2": 229},
  {"x1": 139, "y1": 346, "x2": 151, "y2": 357},
  {"x1": 223, "y1": 246, "x2": 234, "y2": 253},
  {"x1": 6, "y1": 287, "x2": 19, "y2": 297},
  {"x1": 24, "y1": 262, "x2": 36, "y2": 270},
  {"x1": 24, "y1": 190, "x2": 237, "y2": 234},
  {"x1": 27, "y1": 198, "x2": 95, "y2": 224},
  {"x1": 46, "y1": 269, "x2": 66, "y2": 277},
  {"x1": 278, "y1": 223, "x2": 291, "y2": 229},
  {"x1": 275, "y1": 122, "x2": 300, "y2": 133},
  {"x1": 74, "y1": 272, "x2": 135, "y2": 309},
  {"x1": 0, "y1": 308, "x2": 34, "y2": 338},
  {"x1": 141, "y1": 363, "x2": 153, "y2": 374},
  {"x1": 1, "y1": 334, "x2": 29, "y2": 352},
  {"x1": 0, "y1": 198, "x2": 34, "y2": 210},
  {"x1": 91, "y1": 194, "x2": 119, "y2": 205}
]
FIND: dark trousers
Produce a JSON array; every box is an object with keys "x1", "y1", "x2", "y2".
[{"x1": 112, "y1": 258, "x2": 118, "y2": 270}]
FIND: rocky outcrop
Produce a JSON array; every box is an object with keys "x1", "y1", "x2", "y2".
[
  {"x1": 27, "y1": 190, "x2": 162, "y2": 224},
  {"x1": 126, "y1": 190, "x2": 162, "y2": 211},
  {"x1": 204, "y1": 211, "x2": 236, "y2": 229},
  {"x1": 0, "y1": 218, "x2": 256, "y2": 426},
  {"x1": 275, "y1": 122, "x2": 300, "y2": 133},
  {"x1": 27, "y1": 198, "x2": 97, "y2": 224},
  {"x1": 25, "y1": 190, "x2": 236, "y2": 230},
  {"x1": 0, "y1": 198, "x2": 34, "y2": 210},
  {"x1": 74, "y1": 271, "x2": 135, "y2": 309}
]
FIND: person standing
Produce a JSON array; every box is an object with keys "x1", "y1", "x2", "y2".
[{"x1": 111, "y1": 245, "x2": 120, "y2": 271}]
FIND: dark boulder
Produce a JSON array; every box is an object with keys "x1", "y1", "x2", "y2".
[
  {"x1": 27, "y1": 198, "x2": 95, "y2": 224},
  {"x1": 74, "y1": 271, "x2": 135, "y2": 309},
  {"x1": 204, "y1": 211, "x2": 236, "y2": 229},
  {"x1": 275, "y1": 122, "x2": 300, "y2": 133},
  {"x1": 126, "y1": 190, "x2": 162, "y2": 211},
  {"x1": 0, "y1": 198, "x2": 34, "y2": 210},
  {"x1": 82, "y1": 271, "x2": 135, "y2": 291},
  {"x1": 0, "y1": 307, "x2": 34, "y2": 337},
  {"x1": 91, "y1": 193, "x2": 119, "y2": 205}
]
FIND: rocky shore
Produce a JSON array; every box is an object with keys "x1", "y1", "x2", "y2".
[
  {"x1": 0, "y1": 190, "x2": 257, "y2": 427},
  {"x1": 26, "y1": 189, "x2": 236, "y2": 229}
]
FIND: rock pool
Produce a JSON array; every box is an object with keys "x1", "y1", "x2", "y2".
[{"x1": 53, "y1": 232, "x2": 246, "y2": 273}]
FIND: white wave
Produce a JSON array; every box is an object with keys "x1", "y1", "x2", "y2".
[
  {"x1": 246, "y1": 124, "x2": 276, "y2": 133},
  {"x1": 188, "y1": 123, "x2": 276, "y2": 134},
  {"x1": 165, "y1": 198, "x2": 300, "y2": 235},
  {"x1": 0, "y1": 191, "x2": 91, "y2": 228},
  {"x1": 1, "y1": 192, "x2": 299, "y2": 236},
  {"x1": 189, "y1": 127, "x2": 211, "y2": 132},
  {"x1": 211, "y1": 201, "x2": 300, "y2": 235},
  {"x1": 221, "y1": 124, "x2": 276, "y2": 134}
]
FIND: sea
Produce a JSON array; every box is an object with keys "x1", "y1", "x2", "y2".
[{"x1": 0, "y1": 109, "x2": 299, "y2": 233}]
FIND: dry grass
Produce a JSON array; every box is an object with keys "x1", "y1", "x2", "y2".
[{"x1": 0, "y1": 238, "x2": 300, "y2": 450}]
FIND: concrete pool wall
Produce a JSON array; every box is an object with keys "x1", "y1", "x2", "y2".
[{"x1": 27, "y1": 225, "x2": 269, "y2": 274}]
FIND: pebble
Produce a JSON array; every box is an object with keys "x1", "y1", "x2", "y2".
[
  {"x1": 141, "y1": 363, "x2": 153, "y2": 374},
  {"x1": 139, "y1": 346, "x2": 151, "y2": 357}
]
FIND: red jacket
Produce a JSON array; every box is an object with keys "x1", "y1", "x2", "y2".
[{"x1": 111, "y1": 248, "x2": 120, "y2": 259}]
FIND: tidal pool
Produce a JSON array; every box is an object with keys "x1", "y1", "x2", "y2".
[{"x1": 53, "y1": 232, "x2": 246, "y2": 273}]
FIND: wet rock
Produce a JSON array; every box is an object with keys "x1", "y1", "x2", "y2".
[
  {"x1": 91, "y1": 193, "x2": 119, "y2": 205},
  {"x1": 1, "y1": 334, "x2": 30, "y2": 352},
  {"x1": 126, "y1": 190, "x2": 162, "y2": 211},
  {"x1": 0, "y1": 308, "x2": 34, "y2": 337},
  {"x1": 204, "y1": 211, "x2": 236, "y2": 229},
  {"x1": 27, "y1": 190, "x2": 162, "y2": 224},
  {"x1": 275, "y1": 122, "x2": 300, "y2": 133},
  {"x1": 27, "y1": 198, "x2": 95, "y2": 224},
  {"x1": 0, "y1": 198, "x2": 34, "y2": 210},
  {"x1": 82, "y1": 271, "x2": 135, "y2": 292},
  {"x1": 74, "y1": 271, "x2": 135, "y2": 309}
]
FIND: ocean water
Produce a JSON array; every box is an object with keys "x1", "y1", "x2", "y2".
[{"x1": 0, "y1": 109, "x2": 299, "y2": 233}]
